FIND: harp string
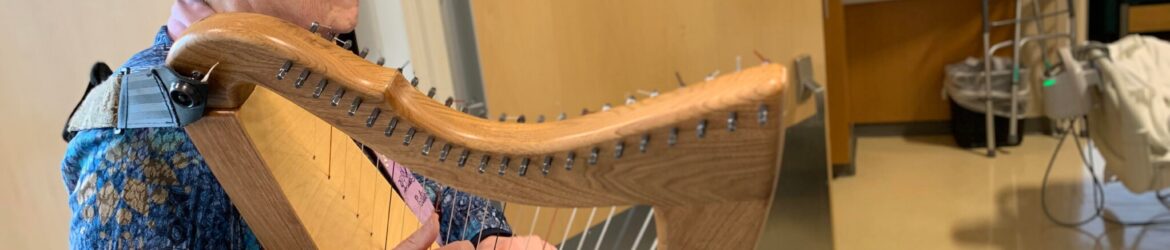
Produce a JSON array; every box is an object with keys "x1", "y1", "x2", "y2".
[
  {"x1": 524, "y1": 206, "x2": 542, "y2": 250},
  {"x1": 559, "y1": 208, "x2": 579, "y2": 249},
  {"x1": 631, "y1": 208, "x2": 655, "y2": 250},
  {"x1": 575, "y1": 207, "x2": 598, "y2": 250},
  {"x1": 592, "y1": 206, "x2": 617, "y2": 250}
]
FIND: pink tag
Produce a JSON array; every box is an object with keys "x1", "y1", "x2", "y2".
[{"x1": 377, "y1": 154, "x2": 435, "y2": 223}]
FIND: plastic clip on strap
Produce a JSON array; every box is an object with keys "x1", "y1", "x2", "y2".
[{"x1": 116, "y1": 65, "x2": 209, "y2": 130}]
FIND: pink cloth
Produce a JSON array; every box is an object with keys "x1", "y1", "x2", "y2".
[{"x1": 167, "y1": 0, "x2": 216, "y2": 40}]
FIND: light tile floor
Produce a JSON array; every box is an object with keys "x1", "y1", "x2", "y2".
[{"x1": 832, "y1": 135, "x2": 1170, "y2": 250}]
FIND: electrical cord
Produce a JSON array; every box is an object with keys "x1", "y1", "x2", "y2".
[{"x1": 1040, "y1": 119, "x2": 1170, "y2": 227}]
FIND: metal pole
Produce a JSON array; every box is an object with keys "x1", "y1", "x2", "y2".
[
  {"x1": 1008, "y1": 0, "x2": 1025, "y2": 146},
  {"x1": 983, "y1": 0, "x2": 997, "y2": 157}
]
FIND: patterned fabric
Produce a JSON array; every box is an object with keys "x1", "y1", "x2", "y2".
[
  {"x1": 61, "y1": 26, "x2": 511, "y2": 249},
  {"x1": 414, "y1": 174, "x2": 512, "y2": 245}
]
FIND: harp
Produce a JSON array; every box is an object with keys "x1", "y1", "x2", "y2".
[{"x1": 169, "y1": 13, "x2": 792, "y2": 249}]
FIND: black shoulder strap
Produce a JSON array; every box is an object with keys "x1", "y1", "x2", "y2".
[{"x1": 62, "y1": 62, "x2": 113, "y2": 143}]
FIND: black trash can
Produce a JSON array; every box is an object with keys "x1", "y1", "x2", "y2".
[{"x1": 950, "y1": 99, "x2": 1023, "y2": 148}]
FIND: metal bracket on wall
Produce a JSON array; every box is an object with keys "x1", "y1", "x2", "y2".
[{"x1": 795, "y1": 55, "x2": 824, "y2": 102}]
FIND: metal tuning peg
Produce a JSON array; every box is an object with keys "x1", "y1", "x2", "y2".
[
  {"x1": 536, "y1": 115, "x2": 545, "y2": 123},
  {"x1": 410, "y1": 77, "x2": 419, "y2": 88},
  {"x1": 697, "y1": 119, "x2": 708, "y2": 138},
  {"x1": 601, "y1": 103, "x2": 612, "y2": 112},
  {"x1": 754, "y1": 50, "x2": 772, "y2": 64},
  {"x1": 705, "y1": 70, "x2": 721, "y2": 81},
  {"x1": 736, "y1": 56, "x2": 743, "y2": 71},
  {"x1": 359, "y1": 48, "x2": 369, "y2": 59},
  {"x1": 518, "y1": 158, "x2": 530, "y2": 177},
  {"x1": 580, "y1": 108, "x2": 589, "y2": 116},
  {"x1": 498, "y1": 157, "x2": 510, "y2": 176},
  {"x1": 516, "y1": 115, "x2": 526, "y2": 123},
  {"x1": 557, "y1": 113, "x2": 567, "y2": 121},
  {"x1": 294, "y1": 69, "x2": 311, "y2": 88},
  {"x1": 727, "y1": 112, "x2": 738, "y2": 132},
  {"x1": 333, "y1": 37, "x2": 352, "y2": 49},
  {"x1": 541, "y1": 156, "x2": 553, "y2": 176},
  {"x1": 758, "y1": 104, "x2": 768, "y2": 126},
  {"x1": 588, "y1": 147, "x2": 600, "y2": 165},
  {"x1": 309, "y1": 21, "x2": 320, "y2": 33},
  {"x1": 625, "y1": 95, "x2": 636, "y2": 105},
  {"x1": 478, "y1": 155, "x2": 491, "y2": 174},
  {"x1": 427, "y1": 87, "x2": 436, "y2": 98},
  {"x1": 639, "y1": 134, "x2": 650, "y2": 153},
  {"x1": 376, "y1": 57, "x2": 385, "y2": 66},
  {"x1": 498, "y1": 113, "x2": 507, "y2": 122},
  {"x1": 444, "y1": 97, "x2": 455, "y2": 107},
  {"x1": 397, "y1": 60, "x2": 411, "y2": 73},
  {"x1": 276, "y1": 61, "x2": 293, "y2": 80}
]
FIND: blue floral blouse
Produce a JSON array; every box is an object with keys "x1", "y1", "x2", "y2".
[{"x1": 61, "y1": 26, "x2": 510, "y2": 249}]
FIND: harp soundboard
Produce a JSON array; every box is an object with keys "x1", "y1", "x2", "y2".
[{"x1": 168, "y1": 13, "x2": 790, "y2": 249}]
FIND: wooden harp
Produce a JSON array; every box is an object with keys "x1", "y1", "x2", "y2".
[{"x1": 169, "y1": 13, "x2": 789, "y2": 249}]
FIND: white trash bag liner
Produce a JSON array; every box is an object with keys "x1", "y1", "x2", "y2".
[{"x1": 944, "y1": 57, "x2": 1029, "y2": 119}]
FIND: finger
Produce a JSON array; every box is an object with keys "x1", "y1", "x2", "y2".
[
  {"x1": 439, "y1": 241, "x2": 474, "y2": 250},
  {"x1": 394, "y1": 217, "x2": 440, "y2": 250}
]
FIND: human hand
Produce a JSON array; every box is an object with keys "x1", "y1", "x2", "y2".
[{"x1": 475, "y1": 235, "x2": 555, "y2": 250}]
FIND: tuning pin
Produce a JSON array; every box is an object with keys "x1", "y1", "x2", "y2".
[
  {"x1": 736, "y1": 56, "x2": 743, "y2": 71},
  {"x1": 697, "y1": 119, "x2": 708, "y2": 138},
  {"x1": 331, "y1": 87, "x2": 346, "y2": 106},
  {"x1": 516, "y1": 115, "x2": 526, "y2": 123},
  {"x1": 498, "y1": 113, "x2": 507, "y2": 122},
  {"x1": 478, "y1": 155, "x2": 491, "y2": 174},
  {"x1": 445, "y1": 97, "x2": 455, "y2": 107},
  {"x1": 457, "y1": 149, "x2": 470, "y2": 167},
  {"x1": 309, "y1": 21, "x2": 320, "y2": 33},
  {"x1": 427, "y1": 87, "x2": 436, "y2": 98},
  {"x1": 564, "y1": 151, "x2": 576, "y2": 171},
  {"x1": 422, "y1": 136, "x2": 435, "y2": 156},
  {"x1": 674, "y1": 71, "x2": 686, "y2": 87},
  {"x1": 541, "y1": 156, "x2": 553, "y2": 176},
  {"x1": 366, "y1": 108, "x2": 381, "y2": 128},
  {"x1": 614, "y1": 142, "x2": 625, "y2": 159},
  {"x1": 347, "y1": 97, "x2": 362, "y2": 116},
  {"x1": 581, "y1": 108, "x2": 589, "y2": 116},
  {"x1": 588, "y1": 147, "x2": 600, "y2": 165},
  {"x1": 536, "y1": 115, "x2": 546, "y2": 123},
  {"x1": 754, "y1": 50, "x2": 772, "y2": 64},
  {"x1": 312, "y1": 79, "x2": 328, "y2": 98},
  {"x1": 410, "y1": 77, "x2": 419, "y2": 88},
  {"x1": 727, "y1": 112, "x2": 738, "y2": 132},
  {"x1": 384, "y1": 117, "x2": 399, "y2": 136},
  {"x1": 758, "y1": 104, "x2": 769, "y2": 126},
  {"x1": 498, "y1": 157, "x2": 510, "y2": 176},
  {"x1": 518, "y1": 158, "x2": 531, "y2": 177},
  {"x1": 650, "y1": 90, "x2": 660, "y2": 98},
  {"x1": 294, "y1": 69, "x2": 311, "y2": 88},
  {"x1": 625, "y1": 95, "x2": 636, "y2": 105},
  {"x1": 557, "y1": 113, "x2": 567, "y2": 121},
  {"x1": 397, "y1": 60, "x2": 411, "y2": 73},
  {"x1": 705, "y1": 70, "x2": 720, "y2": 81},
  {"x1": 601, "y1": 103, "x2": 612, "y2": 111},
  {"x1": 439, "y1": 144, "x2": 452, "y2": 162},
  {"x1": 376, "y1": 57, "x2": 386, "y2": 66},
  {"x1": 276, "y1": 61, "x2": 293, "y2": 80},
  {"x1": 403, "y1": 127, "x2": 416, "y2": 145},
  {"x1": 334, "y1": 37, "x2": 353, "y2": 49},
  {"x1": 359, "y1": 48, "x2": 369, "y2": 58},
  {"x1": 460, "y1": 106, "x2": 469, "y2": 114},
  {"x1": 639, "y1": 134, "x2": 651, "y2": 153},
  {"x1": 669, "y1": 127, "x2": 679, "y2": 146}
]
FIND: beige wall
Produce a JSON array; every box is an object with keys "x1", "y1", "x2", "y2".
[{"x1": 0, "y1": 1, "x2": 172, "y2": 249}]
